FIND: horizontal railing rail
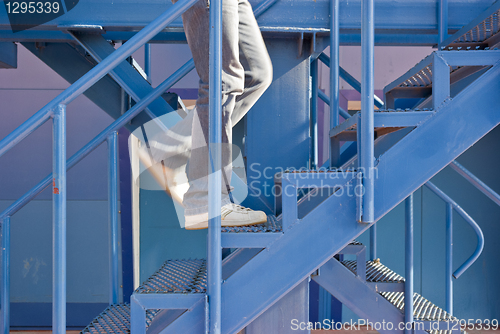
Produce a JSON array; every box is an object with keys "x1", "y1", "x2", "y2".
[
  {"x1": 0, "y1": 0, "x2": 198, "y2": 160},
  {"x1": 450, "y1": 160, "x2": 500, "y2": 207},
  {"x1": 0, "y1": 60, "x2": 193, "y2": 220}
]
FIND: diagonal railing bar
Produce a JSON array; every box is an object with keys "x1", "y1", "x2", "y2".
[
  {"x1": 0, "y1": 0, "x2": 198, "y2": 160},
  {"x1": 0, "y1": 60, "x2": 194, "y2": 220},
  {"x1": 449, "y1": 160, "x2": 500, "y2": 207},
  {"x1": 318, "y1": 90, "x2": 351, "y2": 120},
  {"x1": 318, "y1": 52, "x2": 384, "y2": 108}
]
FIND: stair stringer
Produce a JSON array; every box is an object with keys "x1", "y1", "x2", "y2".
[
  {"x1": 163, "y1": 61, "x2": 500, "y2": 334},
  {"x1": 312, "y1": 258, "x2": 418, "y2": 334}
]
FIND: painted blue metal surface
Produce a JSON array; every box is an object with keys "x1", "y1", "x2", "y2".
[
  {"x1": 424, "y1": 182, "x2": 484, "y2": 279},
  {"x1": 317, "y1": 90, "x2": 351, "y2": 120},
  {"x1": 330, "y1": 0, "x2": 339, "y2": 130},
  {"x1": 208, "y1": 0, "x2": 223, "y2": 330},
  {"x1": 360, "y1": 0, "x2": 374, "y2": 223},
  {"x1": 107, "y1": 132, "x2": 120, "y2": 305},
  {"x1": 446, "y1": 202, "x2": 453, "y2": 314},
  {"x1": 1, "y1": 216, "x2": 10, "y2": 334},
  {"x1": 311, "y1": 58, "x2": 319, "y2": 169},
  {"x1": 52, "y1": 104, "x2": 67, "y2": 334},
  {"x1": 0, "y1": 59, "x2": 194, "y2": 220},
  {"x1": 438, "y1": 0, "x2": 449, "y2": 44},
  {"x1": 449, "y1": 160, "x2": 500, "y2": 207},
  {"x1": 0, "y1": 42, "x2": 17, "y2": 68},
  {"x1": 405, "y1": 194, "x2": 414, "y2": 334},
  {"x1": 369, "y1": 225, "x2": 376, "y2": 260}
]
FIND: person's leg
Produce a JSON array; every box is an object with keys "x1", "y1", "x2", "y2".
[
  {"x1": 231, "y1": 0, "x2": 273, "y2": 126},
  {"x1": 181, "y1": 0, "x2": 244, "y2": 216}
]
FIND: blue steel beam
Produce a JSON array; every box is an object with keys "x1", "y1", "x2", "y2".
[
  {"x1": 446, "y1": 202, "x2": 453, "y2": 314},
  {"x1": 69, "y1": 32, "x2": 178, "y2": 128},
  {"x1": 161, "y1": 298, "x2": 206, "y2": 334},
  {"x1": 1, "y1": 217, "x2": 10, "y2": 334},
  {"x1": 107, "y1": 132, "x2": 120, "y2": 305},
  {"x1": 313, "y1": 259, "x2": 405, "y2": 334},
  {"x1": 438, "y1": 0, "x2": 449, "y2": 44},
  {"x1": 214, "y1": 51, "x2": 500, "y2": 334},
  {"x1": 221, "y1": 233, "x2": 283, "y2": 249},
  {"x1": 405, "y1": 194, "x2": 414, "y2": 334},
  {"x1": 0, "y1": 0, "x2": 496, "y2": 40},
  {"x1": 52, "y1": 104, "x2": 67, "y2": 334},
  {"x1": 361, "y1": 0, "x2": 375, "y2": 223},
  {"x1": 208, "y1": 0, "x2": 223, "y2": 331},
  {"x1": 311, "y1": 58, "x2": 319, "y2": 169}
]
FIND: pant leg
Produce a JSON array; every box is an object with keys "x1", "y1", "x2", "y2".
[{"x1": 179, "y1": 0, "x2": 273, "y2": 215}]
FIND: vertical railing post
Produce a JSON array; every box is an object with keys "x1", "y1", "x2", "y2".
[
  {"x1": 145, "y1": 44, "x2": 152, "y2": 82},
  {"x1": 370, "y1": 225, "x2": 377, "y2": 260},
  {"x1": 329, "y1": 0, "x2": 340, "y2": 168},
  {"x1": 446, "y1": 203, "x2": 453, "y2": 314},
  {"x1": 311, "y1": 58, "x2": 319, "y2": 169},
  {"x1": 438, "y1": 0, "x2": 449, "y2": 46},
  {"x1": 1, "y1": 216, "x2": 10, "y2": 334},
  {"x1": 361, "y1": 0, "x2": 375, "y2": 223},
  {"x1": 405, "y1": 193, "x2": 414, "y2": 334},
  {"x1": 53, "y1": 104, "x2": 67, "y2": 334},
  {"x1": 208, "y1": 0, "x2": 222, "y2": 330},
  {"x1": 432, "y1": 53, "x2": 450, "y2": 110},
  {"x1": 107, "y1": 131, "x2": 120, "y2": 305}
]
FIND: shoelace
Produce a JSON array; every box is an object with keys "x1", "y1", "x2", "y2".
[{"x1": 221, "y1": 203, "x2": 252, "y2": 219}]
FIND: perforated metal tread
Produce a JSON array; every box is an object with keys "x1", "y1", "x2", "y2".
[
  {"x1": 135, "y1": 259, "x2": 207, "y2": 294},
  {"x1": 381, "y1": 292, "x2": 456, "y2": 322},
  {"x1": 444, "y1": 7, "x2": 500, "y2": 49},
  {"x1": 221, "y1": 214, "x2": 282, "y2": 233},
  {"x1": 342, "y1": 260, "x2": 405, "y2": 283},
  {"x1": 81, "y1": 303, "x2": 158, "y2": 334}
]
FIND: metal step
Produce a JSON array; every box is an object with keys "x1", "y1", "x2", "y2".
[
  {"x1": 342, "y1": 260, "x2": 405, "y2": 284},
  {"x1": 221, "y1": 215, "x2": 283, "y2": 249},
  {"x1": 440, "y1": 1, "x2": 500, "y2": 50},
  {"x1": 221, "y1": 214, "x2": 281, "y2": 233},
  {"x1": 81, "y1": 303, "x2": 158, "y2": 334},
  {"x1": 381, "y1": 291, "x2": 455, "y2": 322},
  {"x1": 136, "y1": 259, "x2": 207, "y2": 294},
  {"x1": 329, "y1": 109, "x2": 433, "y2": 141}
]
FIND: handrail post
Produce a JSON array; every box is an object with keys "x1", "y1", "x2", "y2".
[
  {"x1": 1, "y1": 216, "x2": 10, "y2": 334},
  {"x1": 438, "y1": 0, "x2": 449, "y2": 46},
  {"x1": 405, "y1": 193, "x2": 414, "y2": 334},
  {"x1": 208, "y1": 0, "x2": 222, "y2": 330},
  {"x1": 145, "y1": 44, "x2": 152, "y2": 82},
  {"x1": 311, "y1": 57, "x2": 319, "y2": 169},
  {"x1": 361, "y1": 0, "x2": 375, "y2": 223},
  {"x1": 446, "y1": 202, "x2": 453, "y2": 314},
  {"x1": 329, "y1": 0, "x2": 340, "y2": 168},
  {"x1": 370, "y1": 225, "x2": 377, "y2": 260},
  {"x1": 53, "y1": 104, "x2": 67, "y2": 334},
  {"x1": 107, "y1": 131, "x2": 120, "y2": 305}
]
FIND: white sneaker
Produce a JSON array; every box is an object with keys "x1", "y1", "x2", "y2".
[
  {"x1": 137, "y1": 144, "x2": 188, "y2": 205},
  {"x1": 185, "y1": 203, "x2": 267, "y2": 230}
]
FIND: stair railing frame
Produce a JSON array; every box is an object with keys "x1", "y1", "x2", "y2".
[
  {"x1": 0, "y1": 0, "x2": 199, "y2": 332},
  {"x1": 424, "y1": 181, "x2": 485, "y2": 314}
]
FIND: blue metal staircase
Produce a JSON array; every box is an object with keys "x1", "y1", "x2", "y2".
[{"x1": 1, "y1": 0, "x2": 500, "y2": 333}]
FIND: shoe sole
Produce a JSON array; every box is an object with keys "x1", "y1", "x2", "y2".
[{"x1": 185, "y1": 219, "x2": 267, "y2": 230}]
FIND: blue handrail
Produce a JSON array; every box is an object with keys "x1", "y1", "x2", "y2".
[
  {"x1": 0, "y1": 60, "x2": 193, "y2": 220},
  {"x1": 425, "y1": 181, "x2": 484, "y2": 314},
  {"x1": 425, "y1": 181, "x2": 484, "y2": 278},
  {"x1": 450, "y1": 160, "x2": 500, "y2": 207},
  {"x1": 0, "y1": 0, "x2": 197, "y2": 160}
]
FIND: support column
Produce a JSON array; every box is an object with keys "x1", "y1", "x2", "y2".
[
  {"x1": 53, "y1": 104, "x2": 67, "y2": 334},
  {"x1": 405, "y1": 194, "x2": 414, "y2": 334}
]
